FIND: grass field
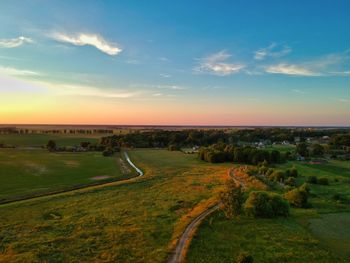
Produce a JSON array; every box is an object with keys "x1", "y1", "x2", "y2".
[
  {"x1": 186, "y1": 159, "x2": 350, "y2": 262},
  {"x1": 0, "y1": 148, "x2": 133, "y2": 202},
  {"x1": 0, "y1": 134, "x2": 101, "y2": 147},
  {"x1": 0, "y1": 149, "x2": 231, "y2": 262}
]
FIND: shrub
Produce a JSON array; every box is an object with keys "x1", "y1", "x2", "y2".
[
  {"x1": 299, "y1": 183, "x2": 311, "y2": 194},
  {"x1": 289, "y1": 167, "x2": 298, "y2": 178},
  {"x1": 168, "y1": 144, "x2": 180, "y2": 151},
  {"x1": 244, "y1": 191, "x2": 289, "y2": 218},
  {"x1": 307, "y1": 175, "x2": 318, "y2": 184},
  {"x1": 269, "y1": 193, "x2": 290, "y2": 217},
  {"x1": 285, "y1": 177, "x2": 296, "y2": 186},
  {"x1": 236, "y1": 252, "x2": 254, "y2": 263},
  {"x1": 268, "y1": 170, "x2": 285, "y2": 182},
  {"x1": 284, "y1": 188, "x2": 308, "y2": 208},
  {"x1": 318, "y1": 177, "x2": 329, "y2": 185},
  {"x1": 220, "y1": 180, "x2": 244, "y2": 219},
  {"x1": 102, "y1": 148, "x2": 114, "y2": 157}
]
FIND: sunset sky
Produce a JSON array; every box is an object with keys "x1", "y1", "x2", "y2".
[{"x1": 0, "y1": 0, "x2": 349, "y2": 126}]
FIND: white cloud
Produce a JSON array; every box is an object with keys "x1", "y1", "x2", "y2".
[
  {"x1": 195, "y1": 50, "x2": 245, "y2": 76},
  {"x1": 264, "y1": 50, "x2": 350, "y2": 77},
  {"x1": 49, "y1": 83, "x2": 139, "y2": 98},
  {"x1": 265, "y1": 63, "x2": 319, "y2": 76},
  {"x1": 160, "y1": 73, "x2": 171, "y2": 78},
  {"x1": 254, "y1": 43, "x2": 291, "y2": 60},
  {"x1": 51, "y1": 32, "x2": 122, "y2": 56},
  {"x1": 291, "y1": 89, "x2": 307, "y2": 94},
  {"x1": 0, "y1": 36, "x2": 33, "y2": 48},
  {"x1": 0, "y1": 66, "x2": 39, "y2": 77}
]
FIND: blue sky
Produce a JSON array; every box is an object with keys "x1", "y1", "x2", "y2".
[{"x1": 0, "y1": 0, "x2": 349, "y2": 125}]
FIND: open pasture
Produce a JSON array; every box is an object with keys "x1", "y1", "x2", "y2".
[
  {"x1": 0, "y1": 149, "x2": 231, "y2": 262},
  {"x1": 0, "y1": 148, "x2": 132, "y2": 202}
]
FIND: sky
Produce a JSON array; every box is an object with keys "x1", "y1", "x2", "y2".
[{"x1": 0, "y1": 0, "x2": 349, "y2": 126}]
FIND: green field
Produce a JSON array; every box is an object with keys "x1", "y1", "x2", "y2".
[
  {"x1": 0, "y1": 148, "x2": 133, "y2": 202},
  {"x1": 186, "y1": 159, "x2": 350, "y2": 262},
  {"x1": 0, "y1": 149, "x2": 230, "y2": 262},
  {"x1": 0, "y1": 134, "x2": 101, "y2": 147}
]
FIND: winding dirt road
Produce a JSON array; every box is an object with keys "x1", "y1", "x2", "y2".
[
  {"x1": 168, "y1": 167, "x2": 245, "y2": 263},
  {"x1": 168, "y1": 204, "x2": 220, "y2": 263}
]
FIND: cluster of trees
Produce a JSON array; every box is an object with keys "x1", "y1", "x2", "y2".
[
  {"x1": 199, "y1": 144, "x2": 286, "y2": 164},
  {"x1": 220, "y1": 181, "x2": 290, "y2": 219},
  {"x1": 46, "y1": 140, "x2": 119, "y2": 156},
  {"x1": 296, "y1": 142, "x2": 325, "y2": 157},
  {"x1": 330, "y1": 134, "x2": 350, "y2": 147},
  {"x1": 307, "y1": 176, "x2": 329, "y2": 185}
]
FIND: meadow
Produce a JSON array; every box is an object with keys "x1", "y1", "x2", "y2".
[
  {"x1": 0, "y1": 148, "x2": 133, "y2": 203},
  {"x1": 0, "y1": 149, "x2": 231, "y2": 262},
  {"x1": 186, "y1": 159, "x2": 350, "y2": 262}
]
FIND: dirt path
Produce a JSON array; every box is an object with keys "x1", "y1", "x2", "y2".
[
  {"x1": 168, "y1": 167, "x2": 245, "y2": 263},
  {"x1": 0, "y1": 151, "x2": 142, "y2": 206},
  {"x1": 168, "y1": 204, "x2": 220, "y2": 263}
]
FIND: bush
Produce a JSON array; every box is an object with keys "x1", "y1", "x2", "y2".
[
  {"x1": 318, "y1": 177, "x2": 329, "y2": 185},
  {"x1": 102, "y1": 148, "x2": 114, "y2": 157},
  {"x1": 220, "y1": 180, "x2": 244, "y2": 219},
  {"x1": 236, "y1": 252, "x2": 254, "y2": 263},
  {"x1": 269, "y1": 193, "x2": 290, "y2": 217},
  {"x1": 284, "y1": 188, "x2": 308, "y2": 208},
  {"x1": 299, "y1": 183, "x2": 311, "y2": 194},
  {"x1": 244, "y1": 191, "x2": 289, "y2": 218},
  {"x1": 268, "y1": 170, "x2": 285, "y2": 182},
  {"x1": 285, "y1": 177, "x2": 296, "y2": 186},
  {"x1": 307, "y1": 176, "x2": 318, "y2": 184},
  {"x1": 168, "y1": 144, "x2": 180, "y2": 151},
  {"x1": 289, "y1": 167, "x2": 298, "y2": 178}
]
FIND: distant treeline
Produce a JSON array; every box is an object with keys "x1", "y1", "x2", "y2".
[
  {"x1": 100, "y1": 128, "x2": 350, "y2": 148},
  {"x1": 198, "y1": 143, "x2": 287, "y2": 164}
]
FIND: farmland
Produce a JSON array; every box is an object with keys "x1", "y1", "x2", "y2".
[
  {"x1": 0, "y1": 149, "x2": 231, "y2": 262},
  {"x1": 0, "y1": 148, "x2": 133, "y2": 203}
]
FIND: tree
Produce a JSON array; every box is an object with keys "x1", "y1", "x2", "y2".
[
  {"x1": 317, "y1": 177, "x2": 329, "y2": 185},
  {"x1": 244, "y1": 191, "x2": 289, "y2": 218},
  {"x1": 296, "y1": 142, "x2": 309, "y2": 157},
  {"x1": 220, "y1": 180, "x2": 244, "y2": 219},
  {"x1": 310, "y1": 144, "x2": 324, "y2": 157},
  {"x1": 283, "y1": 188, "x2": 308, "y2": 208},
  {"x1": 307, "y1": 175, "x2": 318, "y2": 184},
  {"x1": 46, "y1": 140, "x2": 56, "y2": 151}
]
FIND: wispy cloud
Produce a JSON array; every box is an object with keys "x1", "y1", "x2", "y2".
[
  {"x1": 130, "y1": 83, "x2": 187, "y2": 90},
  {"x1": 195, "y1": 50, "x2": 245, "y2": 76},
  {"x1": 160, "y1": 73, "x2": 171, "y2": 78},
  {"x1": 254, "y1": 43, "x2": 291, "y2": 60},
  {"x1": 265, "y1": 63, "x2": 319, "y2": 76},
  {"x1": 0, "y1": 66, "x2": 40, "y2": 77},
  {"x1": 291, "y1": 89, "x2": 307, "y2": 94},
  {"x1": 264, "y1": 51, "x2": 350, "y2": 77},
  {"x1": 0, "y1": 36, "x2": 33, "y2": 48},
  {"x1": 51, "y1": 32, "x2": 122, "y2": 56}
]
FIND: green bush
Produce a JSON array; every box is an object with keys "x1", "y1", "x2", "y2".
[
  {"x1": 307, "y1": 175, "x2": 318, "y2": 184},
  {"x1": 269, "y1": 193, "x2": 290, "y2": 217},
  {"x1": 290, "y1": 167, "x2": 298, "y2": 177},
  {"x1": 318, "y1": 177, "x2": 329, "y2": 185},
  {"x1": 283, "y1": 188, "x2": 308, "y2": 208},
  {"x1": 236, "y1": 252, "x2": 254, "y2": 263},
  {"x1": 285, "y1": 177, "x2": 296, "y2": 186},
  {"x1": 299, "y1": 183, "x2": 311, "y2": 194},
  {"x1": 268, "y1": 170, "x2": 285, "y2": 182},
  {"x1": 244, "y1": 191, "x2": 289, "y2": 218}
]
